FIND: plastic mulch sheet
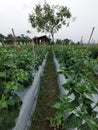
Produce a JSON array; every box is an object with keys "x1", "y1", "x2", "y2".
[{"x1": 13, "y1": 54, "x2": 47, "y2": 130}]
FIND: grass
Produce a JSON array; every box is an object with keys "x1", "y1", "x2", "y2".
[{"x1": 30, "y1": 49, "x2": 59, "y2": 130}]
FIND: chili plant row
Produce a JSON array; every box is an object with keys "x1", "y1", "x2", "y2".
[
  {"x1": 0, "y1": 45, "x2": 47, "y2": 129},
  {"x1": 53, "y1": 45, "x2": 98, "y2": 130}
]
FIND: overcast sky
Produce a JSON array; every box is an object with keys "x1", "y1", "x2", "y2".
[{"x1": 0, "y1": 0, "x2": 98, "y2": 43}]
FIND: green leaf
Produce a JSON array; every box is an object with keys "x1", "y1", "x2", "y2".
[
  {"x1": 0, "y1": 72, "x2": 6, "y2": 78},
  {"x1": 4, "y1": 60, "x2": 15, "y2": 67},
  {"x1": 0, "y1": 101, "x2": 7, "y2": 109},
  {"x1": 12, "y1": 85, "x2": 18, "y2": 91},
  {"x1": 13, "y1": 95, "x2": 21, "y2": 103},
  {"x1": 53, "y1": 102, "x2": 61, "y2": 109},
  {"x1": 87, "y1": 119, "x2": 98, "y2": 129},
  {"x1": 0, "y1": 95, "x2": 7, "y2": 109},
  {"x1": 93, "y1": 64, "x2": 98, "y2": 76},
  {"x1": 7, "y1": 99, "x2": 15, "y2": 105}
]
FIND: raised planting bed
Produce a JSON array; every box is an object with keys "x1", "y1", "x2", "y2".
[
  {"x1": 14, "y1": 53, "x2": 47, "y2": 130},
  {"x1": 53, "y1": 45, "x2": 98, "y2": 130},
  {"x1": 0, "y1": 45, "x2": 47, "y2": 130}
]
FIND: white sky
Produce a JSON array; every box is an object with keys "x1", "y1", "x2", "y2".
[{"x1": 0, "y1": 0, "x2": 98, "y2": 43}]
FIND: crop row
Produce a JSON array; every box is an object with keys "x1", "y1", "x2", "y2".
[
  {"x1": 53, "y1": 45, "x2": 98, "y2": 130},
  {"x1": 0, "y1": 45, "x2": 47, "y2": 129}
]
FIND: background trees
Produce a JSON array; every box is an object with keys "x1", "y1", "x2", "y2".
[{"x1": 0, "y1": 33, "x2": 31, "y2": 45}]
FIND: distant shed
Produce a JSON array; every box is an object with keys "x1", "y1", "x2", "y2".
[{"x1": 33, "y1": 35, "x2": 49, "y2": 44}]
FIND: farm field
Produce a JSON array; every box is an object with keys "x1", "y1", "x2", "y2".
[
  {"x1": 0, "y1": 44, "x2": 98, "y2": 130},
  {"x1": 1, "y1": 0, "x2": 98, "y2": 130}
]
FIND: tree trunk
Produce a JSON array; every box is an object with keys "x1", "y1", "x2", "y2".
[{"x1": 51, "y1": 32, "x2": 54, "y2": 44}]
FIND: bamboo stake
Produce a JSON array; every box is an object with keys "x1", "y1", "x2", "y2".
[
  {"x1": 80, "y1": 36, "x2": 83, "y2": 44},
  {"x1": 11, "y1": 28, "x2": 17, "y2": 50},
  {"x1": 31, "y1": 39, "x2": 36, "y2": 72},
  {"x1": 88, "y1": 27, "x2": 95, "y2": 44}
]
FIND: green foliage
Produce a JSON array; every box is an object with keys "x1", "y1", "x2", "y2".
[
  {"x1": 53, "y1": 45, "x2": 98, "y2": 130},
  {"x1": 93, "y1": 64, "x2": 98, "y2": 76},
  {"x1": 29, "y1": 2, "x2": 71, "y2": 42},
  {"x1": 88, "y1": 45, "x2": 98, "y2": 59},
  {"x1": 0, "y1": 33, "x2": 32, "y2": 45},
  {"x1": 0, "y1": 45, "x2": 47, "y2": 129}
]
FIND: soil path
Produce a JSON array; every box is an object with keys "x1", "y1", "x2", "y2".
[{"x1": 30, "y1": 50, "x2": 59, "y2": 130}]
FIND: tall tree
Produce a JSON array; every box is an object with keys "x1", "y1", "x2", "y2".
[{"x1": 29, "y1": 2, "x2": 71, "y2": 43}]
